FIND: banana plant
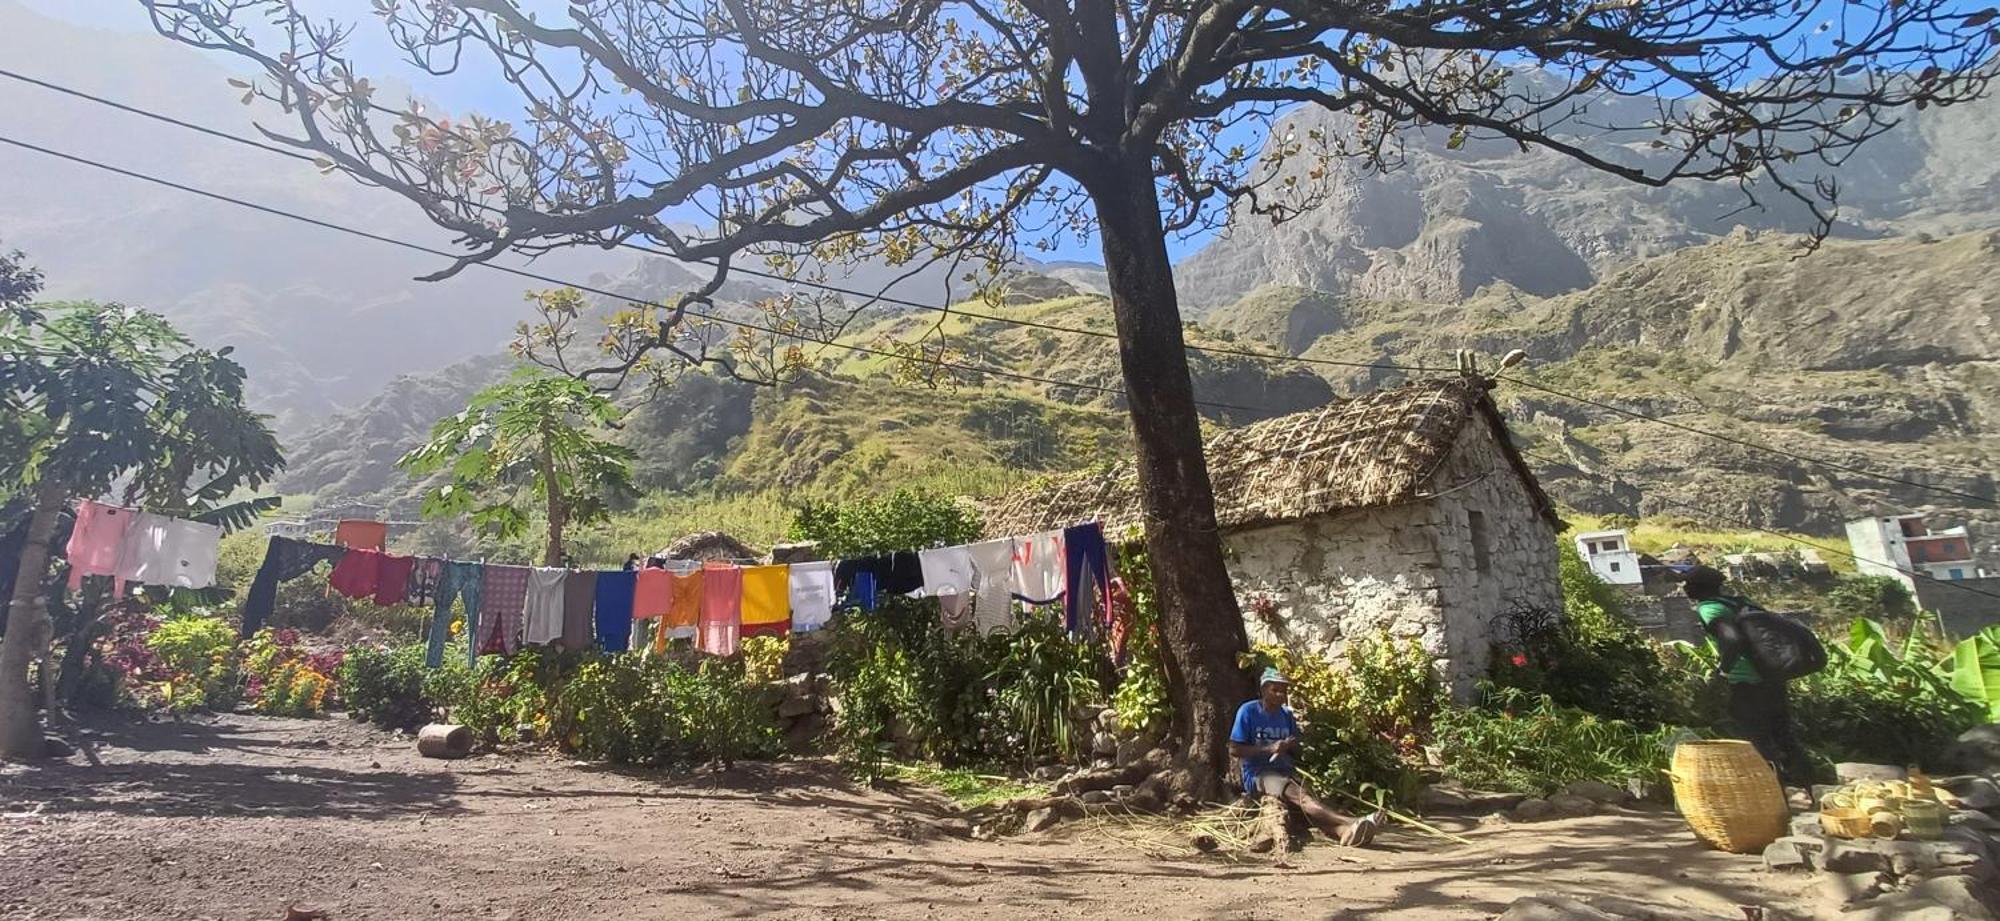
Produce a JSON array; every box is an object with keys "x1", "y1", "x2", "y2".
[{"x1": 1946, "y1": 627, "x2": 2000, "y2": 722}]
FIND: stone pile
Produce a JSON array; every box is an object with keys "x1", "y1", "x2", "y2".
[
  {"x1": 773, "y1": 673, "x2": 832, "y2": 753},
  {"x1": 1761, "y1": 765, "x2": 2000, "y2": 920}
]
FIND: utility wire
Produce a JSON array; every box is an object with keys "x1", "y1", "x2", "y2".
[
  {"x1": 3, "y1": 66, "x2": 1994, "y2": 509},
  {"x1": 1527, "y1": 449, "x2": 2000, "y2": 604},
  {"x1": 0, "y1": 132, "x2": 1267, "y2": 415},
  {"x1": 0, "y1": 66, "x2": 1436, "y2": 377}
]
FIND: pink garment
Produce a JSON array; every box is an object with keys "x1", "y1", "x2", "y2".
[
  {"x1": 65, "y1": 500, "x2": 133, "y2": 594},
  {"x1": 698, "y1": 562, "x2": 743, "y2": 656}
]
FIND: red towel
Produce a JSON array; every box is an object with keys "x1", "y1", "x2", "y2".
[
  {"x1": 373, "y1": 554, "x2": 417, "y2": 606},
  {"x1": 327, "y1": 549, "x2": 383, "y2": 600}
]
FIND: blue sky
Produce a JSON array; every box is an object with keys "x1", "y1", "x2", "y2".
[{"x1": 22, "y1": 0, "x2": 1189, "y2": 264}]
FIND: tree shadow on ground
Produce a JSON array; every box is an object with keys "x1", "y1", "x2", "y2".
[{"x1": 1, "y1": 759, "x2": 464, "y2": 820}]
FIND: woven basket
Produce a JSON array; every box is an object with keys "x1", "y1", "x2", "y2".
[
  {"x1": 1669, "y1": 740, "x2": 1788, "y2": 853},
  {"x1": 1902, "y1": 800, "x2": 1947, "y2": 840},
  {"x1": 1821, "y1": 807, "x2": 1873, "y2": 839}
]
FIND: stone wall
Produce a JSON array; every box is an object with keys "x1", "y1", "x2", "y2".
[
  {"x1": 1226, "y1": 506, "x2": 1448, "y2": 664},
  {"x1": 1916, "y1": 576, "x2": 2000, "y2": 638},
  {"x1": 1426, "y1": 424, "x2": 1564, "y2": 696},
  {"x1": 1222, "y1": 420, "x2": 1561, "y2": 699}
]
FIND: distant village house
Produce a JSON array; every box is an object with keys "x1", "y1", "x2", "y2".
[{"x1": 984, "y1": 377, "x2": 1563, "y2": 699}]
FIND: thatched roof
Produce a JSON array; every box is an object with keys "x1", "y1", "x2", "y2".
[
  {"x1": 981, "y1": 377, "x2": 1556, "y2": 539},
  {"x1": 658, "y1": 531, "x2": 761, "y2": 562}
]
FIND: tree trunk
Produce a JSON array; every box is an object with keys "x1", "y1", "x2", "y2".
[
  {"x1": 0, "y1": 476, "x2": 68, "y2": 760},
  {"x1": 541, "y1": 444, "x2": 566, "y2": 567},
  {"x1": 1089, "y1": 162, "x2": 1252, "y2": 803},
  {"x1": 54, "y1": 583, "x2": 106, "y2": 706}
]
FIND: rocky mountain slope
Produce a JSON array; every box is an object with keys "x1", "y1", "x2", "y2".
[
  {"x1": 1175, "y1": 88, "x2": 2000, "y2": 314},
  {"x1": 1205, "y1": 228, "x2": 2000, "y2": 553}
]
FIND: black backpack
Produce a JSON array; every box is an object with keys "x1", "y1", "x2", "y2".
[{"x1": 1717, "y1": 597, "x2": 1828, "y2": 681}]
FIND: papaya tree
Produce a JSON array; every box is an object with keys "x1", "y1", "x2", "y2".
[
  {"x1": 143, "y1": 0, "x2": 1996, "y2": 799},
  {"x1": 0, "y1": 297, "x2": 283, "y2": 760},
  {"x1": 399, "y1": 368, "x2": 635, "y2": 566}
]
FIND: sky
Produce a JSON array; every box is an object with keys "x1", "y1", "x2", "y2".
[{"x1": 16, "y1": 0, "x2": 1175, "y2": 265}]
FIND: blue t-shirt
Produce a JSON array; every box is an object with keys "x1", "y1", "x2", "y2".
[{"x1": 1230, "y1": 700, "x2": 1299, "y2": 794}]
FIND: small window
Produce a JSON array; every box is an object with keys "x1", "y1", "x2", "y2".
[
  {"x1": 1469, "y1": 511, "x2": 1491, "y2": 574},
  {"x1": 1950, "y1": 568, "x2": 1966, "y2": 580},
  {"x1": 1609, "y1": 561, "x2": 1622, "y2": 573}
]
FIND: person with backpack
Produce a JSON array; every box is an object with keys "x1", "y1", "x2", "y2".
[{"x1": 1681, "y1": 565, "x2": 1814, "y2": 785}]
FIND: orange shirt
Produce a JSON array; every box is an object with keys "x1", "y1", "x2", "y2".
[{"x1": 333, "y1": 519, "x2": 387, "y2": 551}]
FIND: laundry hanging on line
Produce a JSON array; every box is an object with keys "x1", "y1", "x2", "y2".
[{"x1": 65, "y1": 499, "x2": 225, "y2": 596}]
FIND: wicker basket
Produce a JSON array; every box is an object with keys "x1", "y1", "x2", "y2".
[
  {"x1": 1821, "y1": 807, "x2": 1873, "y2": 839},
  {"x1": 1902, "y1": 799, "x2": 1946, "y2": 839},
  {"x1": 1669, "y1": 740, "x2": 1788, "y2": 853}
]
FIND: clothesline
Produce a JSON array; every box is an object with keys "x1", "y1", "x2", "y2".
[{"x1": 238, "y1": 519, "x2": 1136, "y2": 670}]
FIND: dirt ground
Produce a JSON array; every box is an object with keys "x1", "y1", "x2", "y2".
[{"x1": 1, "y1": 713, "x2": 1818, "y2": 921}]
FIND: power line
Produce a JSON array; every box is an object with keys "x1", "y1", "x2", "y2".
[
  {"x1": 0, "y1": 132, "x2": 1267, "y2": 416},
  {"x1": 0, "y1": 66, "x2": 1434, "y2": 378},
  {"x1": 3, "y1": 67, "x2": 1994, "y2": 510},
  {"x1": 1527, "y1": 449, "x2": 2000, "y2": 604}
]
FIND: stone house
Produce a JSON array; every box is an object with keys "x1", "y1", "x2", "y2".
[{"x1": 982, "y1": 377, "x2": 1562, "y2": 698}]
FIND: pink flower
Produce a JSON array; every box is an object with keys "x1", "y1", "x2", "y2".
[{"x1": 1510, "y1": 653, "x2": 1529, "y2": 667}]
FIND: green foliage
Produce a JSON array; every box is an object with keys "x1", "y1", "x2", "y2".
[
  {"x1": 788, "y1": 488, "x2": 981, "y2": 559},
  {"x1": 2, "y1": 302, "x2": 283, "y2": 504},
  {"x1": 1109, "y1": 543, "x2": 1170, "y2": 738},
  {"x1": 1254, "y1": 638, "x2": 1437, "y2": 803},
  {"x1": 1790, "y1": 617, "x2": 1985, "y2": 765},
  {"x1": 989, "y1": 612, "x2": 1102, "y2": 765},
  {"x1": 1948, "y1": 626, "x2": 2000, "y2": 722},
  {"x1": 546, "y1": 654, "x2": 781, "y2": 766},
  {"x1": 1821, "y1": 575, "x2": 1917, "y2": 623},
  {"x1": 740, "y1": 635, "x2": 788, "y2": 684},
  {"x1": 240, "y1": 628, "x2": 337, "y2": 717},
  {"x1": 1434, "y1": 688, "x2": 1674, "y2": 796},
  {"x1": 824, "y1": 596, "x2": 1004, "y2": 771},
  {"x1": 338, "y1": 644, "x2": 439, "y2": 730},
  {"x1": 398, "y1": 369, "x2": 635, "y2": 558},
  {"x1": 1487, "y1": 544, "x2": 1684, "y2": 726},
  {"x1": 143, "y1": 613, "x2": 242, "y2": 713}
]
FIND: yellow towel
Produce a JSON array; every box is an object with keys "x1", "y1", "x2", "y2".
[{"x1": 739, "y1": 564, "x2": 792, "y2": 637}]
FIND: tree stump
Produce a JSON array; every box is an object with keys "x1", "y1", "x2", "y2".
[
  {"x1": 1246, "y1": 796, "x2": 1309, "y2": 854},
  {"x1": 416, "y1": 723, "x2": 472, "y2": 759}
]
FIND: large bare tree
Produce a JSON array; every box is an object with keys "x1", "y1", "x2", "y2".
[{"x1": 142, "y1": 0, "x2": 1994, "y2": 798}]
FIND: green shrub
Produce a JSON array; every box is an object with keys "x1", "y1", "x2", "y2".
[
  {"x1": 1255, "y1": 637, "x2": 1437, "y2": 804},
  {"x1": 1433, "y1": 688, "x2": 1674, "y2": 796},
  {"x1": 546, "y1": 654, "x2": 781, "y2": 766},
  {"x1": 241, "y1": 628, "x2": 339, "y2": 717},
  {"x1": 824, "y1": 596, "x2": 1005, "y2": 769},
  {"x1": 1789, "y1": 618, "x2": 1984, "y2": 766},
  {"x1": 787, "y1": 489, "x2": 981, "y2": 558},
  {"x1": 1109, "y1": 543, "x2": 1170, "y2": 738},
  {"x1": 989, "y1": 612, "x2": 1102, "y2": 765},
  {"x1": 428, "y1": 645, "x2": 589, "y2": 743},
  {"x1": 1487, "y1": 545, "x2": 1685, "y2": 726},
  {"x1": 338, "y1": 643, "x2": 439, "y2": 730},
  {"x1": 143, "y1": 612, "x2": 241, "y2": 713}
]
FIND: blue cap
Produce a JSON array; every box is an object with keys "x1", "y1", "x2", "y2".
[{"x1": 1259, "y1": 667, "x2": 1289, "y2": 687}]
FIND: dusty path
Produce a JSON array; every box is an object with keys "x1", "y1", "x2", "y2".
[{"x1": 1, "y1": 713, "x2": 1814, "y2": 920}]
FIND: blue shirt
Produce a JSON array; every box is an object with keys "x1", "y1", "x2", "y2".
[{"x1": 1230, "y1": 699, "x2": 1299, "y2": 794}]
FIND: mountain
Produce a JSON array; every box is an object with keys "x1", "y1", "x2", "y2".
[
  {"x1": 1174, "y1": 88, "x2": 2000, "y2": 314},
  {"x1": 1204, "y1": 228, "x2": 2000, "y2": 553}
]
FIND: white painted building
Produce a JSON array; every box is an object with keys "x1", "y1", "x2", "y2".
[
  {"x1": 983, "y1": 378, "x2": 1563, "y2": 700},
  {"x1": 1845, "y1": 514, "x2": 1986, "y2": 588},
  {"x1": 1574, "y1": 529, "x2": 1643, "y2": 585}
]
